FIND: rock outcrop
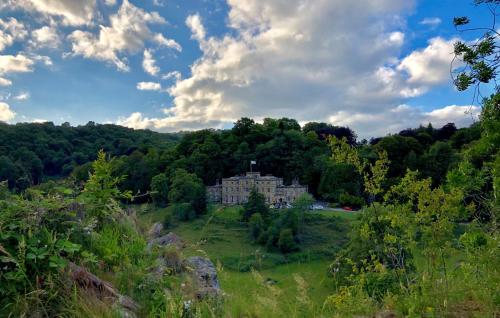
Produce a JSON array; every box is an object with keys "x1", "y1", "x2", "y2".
[
  {"x1": 148, "y1": 232, "x2": 185, "y2": 250},
  {"x1": 185, "y1": 256, "x2": 221, "y2": 299},
  {"x1": 68, "y1": 263, "x2": 139, "y2": 317},
  {"x1": 148, "y1": 222, "x2": 163, "y2": 239}
]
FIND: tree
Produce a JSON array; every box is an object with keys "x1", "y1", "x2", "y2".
[
  {"x1": 151, "y1": 173, "x2": 169, "y2": 207},
  {"x1": 277, "y1": 228, "x2": 297, "y2": 253},
  {"x1": 452, "y1": 0, "x2": 499, "y2": 93},
  {"x1": 292, "y1": 193, "x2": 314, "y2": 236},
  {"x1": 79, "y1": 150, "x2": 131, "y2": 223},
  {"x1": 168, "y1": 168, "x2": 207, "y2": 215},
  {"x1": 249, "y1": 213, "x2": 265, "y2": 242},
  {"x1": 242, "y1": 187, "x2": 269, "y2": 221}
]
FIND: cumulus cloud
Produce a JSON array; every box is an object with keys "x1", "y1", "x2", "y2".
[
  {"x1": 0, "y1": 102, "x2": 15, "y2": 122},
  {"x1": 0, "y1": 18, "x2": 28, "y2": 52},
  {"x1": 142, "y1": 49, "x2": 160, "y2": 76},
  {"x1": 30, "y1": 26, "x2": 61, "y2": 49},
  {"x1": 328, "y1": 104, "x2": 479, "y2": 138},
  {"x1": 162, "y1": 70, "x2": 181, "y2": 81},
  {"x1": 186, "y1": 14, "x2": 206, "y2": 41},
  {"x1": 397, "y1": 37, "x2": 456, "y2": 86},
  {"x1": 0, "y1": 54, "x2": 35, "y2": 74},
  {"x1": 136, "y1": 81, "x2": 162, "y2": 91},
  {"x1": 68, "y1": 0, "x2": 176, "y2": 71},
  {"x1": 104, "y1": 0, "x2": 116, "y2": 6},
  {"x1": 123, "y1": 0, "x2": 456, "y2": 134},
  {"x1": 420, "y1": 17, "x2": 442, "y2": 27},
  {"x1": 6, "y1": 0, "x2": 96, "y2": 26},
  {"x1": 154, "y1": 34, "x2": 182, "y2": 52},
  {"x1": 117, "y1": 1, "x2": 465, "y2": 136}
]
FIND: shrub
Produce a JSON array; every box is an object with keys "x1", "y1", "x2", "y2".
[
  {"x1": 173, "y1": 203, "x2": 196, "y2": 221},
  {"x1": 151, "y1": 173, "x2": 169, "y2": 207},
  {"x1": 339, "y1": 193, "x2": 364, "y2": 209},
  {"x1": 277, "y1": 228, "x2": 298, "y2": 253},
  {"x1": 163, "y1": 210, "x2": 173, "y2": 228},
  {"x1": 162, "y1": 246, "x2": 183, "y2": 274},
  {"x1": 249, "y1": 213, "x2": 265, "y2": 241}
]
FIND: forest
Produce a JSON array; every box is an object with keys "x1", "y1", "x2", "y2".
[{"x1": 1, "y1": 0, "x2": 499, "y2": 316}]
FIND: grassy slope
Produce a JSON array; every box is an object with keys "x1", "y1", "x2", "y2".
[{"x1": 138, "y1": 204, "x2": 357, "y2": 316}]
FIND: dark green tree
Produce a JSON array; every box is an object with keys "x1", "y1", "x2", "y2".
[
  {"x1": 168, "y1": 168, "x2": 207, "y2": 215},
  {"x1": 151, "y1": 173, "x2": 169, "y2": 207},
  {"x1": 242, "y1": 187, "x2": 269, "y2": 221}
]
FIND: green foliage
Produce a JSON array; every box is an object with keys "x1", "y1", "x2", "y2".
[
  {"x1": 168, "y1": 168, "x2": 207, "y2": 216},
  {"x1": 452, "y1": 2, "x2": 499, "y2": 91},
  {"x1": 173, "y1": 202, "x2": 196, "y2": 221},
  {"x1": 318, "y1": 163, "x2": 362, "y2": 201},
  {"x1": 249, "y1": 213, "x2": 265, "y2": 242},
  {"x1": 79, "y1": 150, "x2": 131, "y2": 223},
  {"x1": 151, "y1": 172, "x2": 169, "y2": 207},
  {"x1": 277, "y1": 228, "x2": 298, "y2": 253},
  {"x1": 338, "y1": 193, "x2": 364, "y2": 209},
  {"x1": 242, "y1": 188, "x2": 269, "y2": 221}
]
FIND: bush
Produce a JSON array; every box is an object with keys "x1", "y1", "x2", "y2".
[
  {"x1": 339, "y1": 193, "x2": 364, "y2": 209},
  {"x1": 163, "y1": 210, "x2": 173, "y2": 228},
  {"x1": 162, "y1": 246, "x2": 183, "y2": 273},
  {"x1": 151, "y1": 173, "x2": 169, "y2": 207},
  {"x1": 249, "y1": 213, "x2": 265, "y2": 241},
  {"x1": 173, "y1": 203, "x2": 196, "y2": 221},
  {"x1": 277, "y1": 228, "x2": 298, "y2": 253}
]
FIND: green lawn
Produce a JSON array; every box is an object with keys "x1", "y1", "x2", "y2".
[
  {"x1": 310, "y1": 209, "x2": 362, "y2": 220},
  {"x1": 139, "y1": 204, "x2": 354, "y2": 316}
]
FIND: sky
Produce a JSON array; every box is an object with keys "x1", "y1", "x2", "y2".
[{"x1": 0, "y1": 0, "x2": 494, "y2": 138}]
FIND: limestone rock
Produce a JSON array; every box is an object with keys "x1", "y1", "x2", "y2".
[
  {"x1": 185, "y1": 256, "x2": 221, "y2": 299},
  {"x1": 148, "y1": 222, "x2": 164, "y2": 239},
  {"x1": 148, "y1": 232, "x2": 185, "y2": 250},
  {"x1": 68, "y1": 262, "x2": 139, "y2": 316}
]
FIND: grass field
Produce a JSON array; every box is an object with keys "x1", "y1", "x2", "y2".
[{"x1": 138, "y1": 204, "x2": 357, "y2": 316}]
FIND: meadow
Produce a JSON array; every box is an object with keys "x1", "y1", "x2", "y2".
[{"x1": 138, "y1": 204, "x2": 359, "y2": 316}]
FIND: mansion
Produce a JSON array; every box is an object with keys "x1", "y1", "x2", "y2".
[{"x1": 206, "y1": 172, "x2": 308, "y2": 205}]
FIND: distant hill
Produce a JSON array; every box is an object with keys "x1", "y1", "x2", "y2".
[{"x1": 0, "y1": 121, "x2": 181, "y2": 190}]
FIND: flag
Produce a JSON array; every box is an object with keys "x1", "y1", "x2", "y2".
[{"x1": 251, "y1": 160, "x2": 256, "y2": 165}]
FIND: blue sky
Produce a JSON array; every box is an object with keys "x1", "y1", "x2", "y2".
[{"x1": 0, "y1": 0, "x2": 494, "y2": 138}]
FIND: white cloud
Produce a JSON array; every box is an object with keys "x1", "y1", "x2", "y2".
[
  {"x1": 0, "y1": 18, "x2": 28, "y2": 52},
  {"x1": 0, "y1": 77, "x2": 12, "y2": 86},
  {"x1": 420, "y1": 17, "x2": 442, "y2": 27},
  {"x1": 30, "y1": 26, "x2": 61, "y2": 49},
  {"x1": 397, "y1": 37, "x2": 456, "y2": 85},
  {"x1": 0, "y1": 54, "x2": 35, "y2": 74},
  {"x1": 154, "y1": 34, "x2": 182, "y2": 52},
  {"x1": 186, "y1": 14, "x2": 205, "y2": 41},
  {"x1": 8, "y1": 0, "x2": 96, "y2": 26},
  {"x1": 328, "y1": 104, "x2": 479, "y2": 138},
  {"x1": 104, "y1": 0, "x2": 116, "y2": 6},
  {"x1": 13, "y1": 92, "x2": 30, "y2": 101},
  {"x1": 0, "y1": 102, "x2": 15, "y2": 122},
  {"x1": 142, "y1": 49, "x2": 160, "y2": 76},
  {"x1": 162, "y1": 70, "x2": 181, "y2": 81},
  {"x1": 136, "y1": 81, "x2": 162, "y2": 91},
  {"x1": 68, "y1": 0, "x2": 175, "y2": 71},
  {"x1": 152, "y1": 0, "x2": 166, "y2": 7},
  {"x1": 120, "y1": 1, "x2": 428, "y2": 133}
]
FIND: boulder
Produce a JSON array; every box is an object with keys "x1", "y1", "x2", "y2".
[
  {"x1": 185, "y1": 256, "x2": 221, "y2": 299},
  {"x1": 148, "y1": 222, "x2": 164, "y2": 239},
  {"x1": 68, "y1": 263, "x2": 139, "y2": 317},
  {"x1": 148, "y1": 232, "x2": 185, "y2": 250}
]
